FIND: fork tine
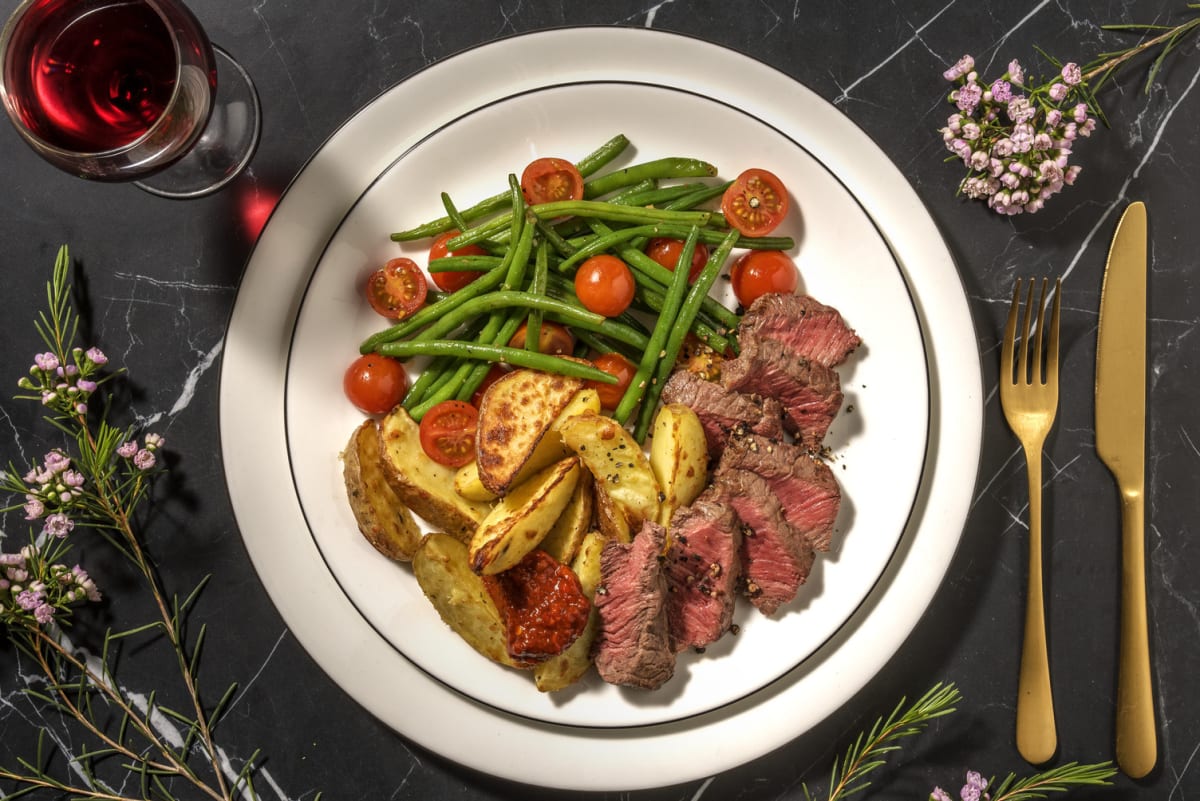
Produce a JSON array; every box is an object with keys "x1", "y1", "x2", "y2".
[
  {"x1": 1002, "y1": 279, "x2": 1021, "y2": 381},
  {"x1": 1046, "y1": 277, "x2": 1062, "y2": 382},
  {"x1": 1033, "y1": 278, "x2": 1048, "y2": 384},
  {"x1": 1019, "y1": 278, "x2": 1036, "y2": 384}
]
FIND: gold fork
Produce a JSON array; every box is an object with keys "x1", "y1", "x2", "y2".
[{"x1": 1000, "y1": 277, "x2": 1062, "y2": 765}]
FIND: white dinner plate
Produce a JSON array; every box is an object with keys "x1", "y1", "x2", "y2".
[{"x1": 220, "y1": 27, "x2": 982, "y2": 790}]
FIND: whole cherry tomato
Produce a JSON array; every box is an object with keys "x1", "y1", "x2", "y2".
[
  {"x1": 428, "y1": 230, "x2": 486, "y2": 292},
  {"x1": 730, "y1": 250, "x2": 800, "y2": 308},
  {"x1": 365, "y1": 257, "x2": 427, "y2": 319},
  {"x1": 644, "y1": 237, "x2": 709, "y2": 282},
  {"x1": 574, "y1": 254, "x2": 635, "y2": 317},
  {"x1": 508, "y1": 321, "x2": 575, "y2": 355},
  {"x1": 721, "y1": 168, "x2": 790, "y2": 237},
  {"x1": 520, "y1": 157, "x2": 584, "y2": 205},
  {"x1": 418, "y1": 400, "x2": 478, "y2": 468},
  {"x1": 343, "y1": 354, "x2": 408, "y2": 414},
  {"x1": 585, "y1": 352, "x2": 636, "y2": 410}
]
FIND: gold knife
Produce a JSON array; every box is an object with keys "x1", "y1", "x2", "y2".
[{"x1": 1094, "y1": 200, "x2": 1155, "y2": 778}]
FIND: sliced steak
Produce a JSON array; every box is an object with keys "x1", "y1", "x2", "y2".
[
  {"x1": 711, "y1": 468, "x2": 815, "y2": 615},
  {"x1": 663, "y1": 490, "x2": 742, "y2": 652},
  {"x1": 593, "y1": 521, "x2": 675, "y2": 689},
  {"x1": 741, "y1": 293, "x2": 862, "y2": 368},
  {"x1": 660, "y1": 369, "x2": 785, "y2": 457},
  {"x1": 716, "y1": 434, "x2": 840, "y2": 552},
  {"x1": 721, "y1": 335, "x2": 843, "y2": 450}
]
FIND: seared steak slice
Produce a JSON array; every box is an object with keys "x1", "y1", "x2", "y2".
[
  {"x1": 716, "y1": 434, "x2": 840, "y2": 552},
  {"x1": 660, "y1": 369, "x2": 785, "y2": 457},
  {"x1": 593, "y1": 521, "x2": 675, "y2": 689},
  {"x1": 721, "y1": 336, "x2": 843, "y2": 450},
  {"x1": 741, "y1": 293, "x2": 862, "y2": 368},
  {"x1": 663, "y1": 491, "x2": 742, "y2": 651},
  {"x1": 711, "y1": 468, "x2": 815, "y2": 615}
]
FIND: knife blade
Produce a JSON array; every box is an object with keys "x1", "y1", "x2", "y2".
[{"x1": 1094, "y1": 200, "x2": 1155, "y2": 778}]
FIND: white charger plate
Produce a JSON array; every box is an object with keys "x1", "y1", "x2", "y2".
[{"x1": 220, "y1": 27, "x2": 982, "y2": 790}]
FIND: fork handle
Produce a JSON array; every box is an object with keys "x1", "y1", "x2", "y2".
[
  {"x1": 1116, "y1": 488, "x2": 1156, "y2": 778},
  {"x1": 1016, "y1": 445, "x2": 1057, "y2": 764}
]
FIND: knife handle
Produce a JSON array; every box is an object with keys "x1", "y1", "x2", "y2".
[
  {"x1": 1016, "y1": 448, "x2": 1057, "y2": 764},
  {"x1": 1116, "y1": 488, "x2": 1156, "y2": 778}
]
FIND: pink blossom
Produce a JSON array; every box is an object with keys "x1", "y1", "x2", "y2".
[
  {"x1": 954, "y1": 82, "x2": 983, "y2": 113},
  {"x1": 34, "y1": 352, "x2": 59, "y2": 371},
  {"x1": 23, "y1": 497, "x2": 45, "y2": 520},
  {"x1": 1061, "y1": 62, "x2": 1082, "y2": 85},
  {"x1": 1048, "y1": 82, "x2": 1068, "y2": 101},
  {"x1": 943, "y1": 54, "x2": 975, "y2": 80},
  {"x1": 1008, "y1": 59, "x2": 1025, "y2": 85},
  {"x1": 134, "y1": 449, "x2": 157, "y2": 470},
  {"x1": 117, "y1": 441, "x2": 138, "y2": 458},
  {"x1": 43, "y1": 512, "x2": 74, "y2": 538},
  {"x1": 84, "y1": 347, "x2": 108, "y2": 366}
]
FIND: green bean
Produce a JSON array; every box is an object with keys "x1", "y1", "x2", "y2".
[
  {"x1": 634, "y1": 228, "x2": 739, "y2": 441},
  {"x1": 609, "y1": 182, "x2": 710, "y2": 209},
  {"x1": 525, "y1": 240, "x2": 549, "y2": 354},
  {"x1": 542, "y1": 311, "x2": 650, "y2": 352},
  {"x1": 359, "y1": 260, "x2": 509, "y2": 353},
  {"x1": 585, "y1": 220, "x2": 742, "y2": 331},
  {"x1": 614, "y1": 226, "x2": 698, "y2": 425},
  {"x1": 427, "y1": 255, "x2": 504, "y2": 273},
  {"x1": 605, "y1": 178, "x2": 657, "y2": 204},
  {"x1": 408, "y1": 289, "x2": 602, "y2": 348},
  {"x1": 447, "y1": 202, "x2": 711, "y2": 250},
  {"x1": 635, "y1": 282, "x2": 735, "y2": 355},
  {"x1": 389, "y1": 134, "x2": 631, "y2": 242},
  {"x1": 376, "y1": 340, "x2": 618, "y2": 384},
  {"x1": 582, "y1": 158, "x2": 717, "y2": 199}
]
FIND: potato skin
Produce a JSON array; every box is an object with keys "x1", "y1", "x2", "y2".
[
  {"x1": 649, "y1": 403, "x2": 709, "y2": 525},
  {"x1": 469, "y1": 456, "x2": 582, "y2": 575},
  {"x1": 342, "y1": 419, "x2": 424, "y2": 561},
  {"x1": 377, "y1": 407, "x2": 492, "y2": 542},
  {"x1": 412, "y1": 533, "x2": 529, "y2": 669},
  {"x1": 476, "y1": 370, "x2": 583, "y2": 496},
  {"x1": 559, "y1": 411, "x2": 661, "y2": 543}
]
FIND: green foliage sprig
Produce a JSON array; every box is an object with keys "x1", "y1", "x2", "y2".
[{"x1": 0, "y1": 247, "x2": 283, "y2": 801}]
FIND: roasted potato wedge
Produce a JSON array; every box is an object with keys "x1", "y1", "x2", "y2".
[
  {"x1": 453, "y1": 460, "x2": 498, "y2": 503},
  {"x1": 538, "y1": 468, "x2": 594, "y2": 564},
  {"x1": 559, "y1": 412, "x2": 661, "y2": 543},
  {"x1": 378, "y1": 407, "x2": 492, "y2": 541},
  {"x1": 342, "y1": 419, "x2": 423, "y2": 561},
  {"x1": 470, "y1": 456, "x2": 581, "y2": 575},
  {"x1": 476, "y1": 370, "x2": 583, "y2": 496},
  {"x1": 412, "y1": 533, "x2": 527, "y2": 669},
  {"x1": 649, "y1": 403, "x2": 709, "y2": 526},
  {"x1": 534, "y1": 530, "x2": 606, "y2": 692}
]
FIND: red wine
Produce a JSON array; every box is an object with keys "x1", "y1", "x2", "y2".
[{"x1": 5, "y1": 0, "x2": 183, "y2": 152}]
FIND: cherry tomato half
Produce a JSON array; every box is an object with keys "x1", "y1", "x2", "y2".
[
  {"x1": 585, "y1": 352, "x2": 636, "y2": 410},
  {"x1": 366, "y1": 257, "x2": 428, "y2": 319},
  {"x1": 574, "y1": 254, "x2": 635, "y2": 318},
  {"x1": 428, "y1": 230, "x2": 486, "y2": 292},
  {"x1": 343, "y1": 354, "x2": 408, "y2": 414},
  {"x1": 645, "y1": 237, "x2": 710, "y2": 282},
  {"x1": 721, "y1": 168, "x2": 790, "y2": 237},
  {"x1": 730, "y1": 250, "x2": 800, "y2": 309},
  {"x1": 508, "y1": 321, "x2": 575, "y2": 355},
  {"x1": 418, "y1": 400, "x2": 478, "y2": 468},
  {"x1": 520, "y1": 157, "x2": 584, "y2": 205}
]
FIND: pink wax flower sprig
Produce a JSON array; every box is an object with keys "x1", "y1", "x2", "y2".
[
  {"x1": 939, "y1": 5, "x2": 1200, "y2": 215},
  {"x1": 0, "y1": 247, "x2": 278, "y2": 801},
  {"x1": 930, "y1": 763, "x2": 1118, "y2": 801}
]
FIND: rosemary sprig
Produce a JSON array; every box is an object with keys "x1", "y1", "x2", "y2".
[
  {"x1": 805, "y1": 683, "x2": 962, "y2": 801},
  {"x1": 987, "y1": 762, "x2": 1120, "y2": 801}
]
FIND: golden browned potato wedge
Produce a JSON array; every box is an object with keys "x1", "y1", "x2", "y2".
[
  {"x1": 649, "y1": 403, "x2": 709, "y2": 526},
  {"x1": 453, "y1": 460, "x2": 498, "y2": 503},
  {"x1": 470, "y1": 456, "x2": 581, "y2": 575},
  {"x1": 559, "y1": 412, "x2": 661, "y2": 543},
  {"x1": 342, "y1": 419, "x2": 423, "y2": 561},
  {"x1": 377, "y1": 407, "x2": 492, "y2": 542},
  {"x1": 475, "y1": 370, "x2": 583, "y2": 496},
  {"x1": 412, "y1": 533, "x2": 527, "y2": 669},
  {"x1": 534, "y1": 530, "x2": 606, "y2": 692},
  {"x1": 538, "y1": 468, "x2": 594, "y2": 564}
]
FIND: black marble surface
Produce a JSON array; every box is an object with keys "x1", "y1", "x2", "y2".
[{"x1": 2, "y1": 1, "x2": 1198, "y2": 799}]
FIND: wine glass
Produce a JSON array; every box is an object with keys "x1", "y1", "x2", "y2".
[{"x1": 0, "y1": 0, "x2": 261, "y2": 199}]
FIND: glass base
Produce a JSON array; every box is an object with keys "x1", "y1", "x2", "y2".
[{"x1": 135, "y1": 45, "x2": 262, "y2": 199}]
